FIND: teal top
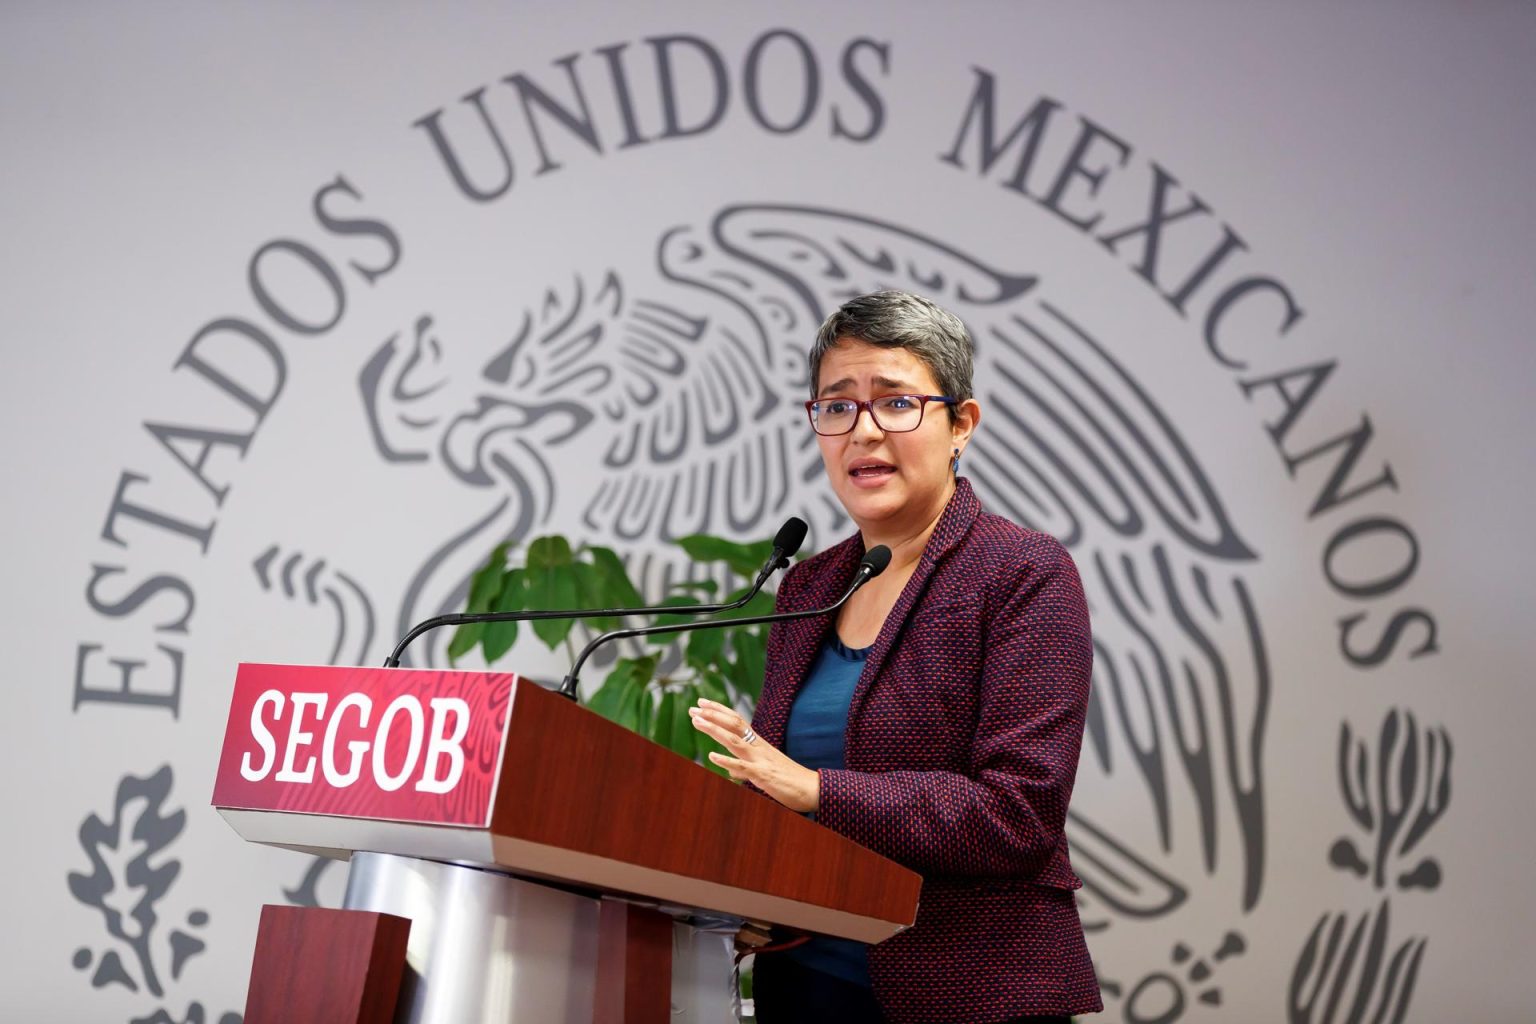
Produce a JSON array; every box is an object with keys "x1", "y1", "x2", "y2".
[{"x1": 780, "y1": 633, "x2": 872, "y2": 988}]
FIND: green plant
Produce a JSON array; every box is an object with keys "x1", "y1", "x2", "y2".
[{"x1": 449, "y1": 532, "x2": 781, "y2": 774}]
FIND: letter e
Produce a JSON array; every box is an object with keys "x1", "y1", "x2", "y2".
[{"x1": 274, "y1": 692, "x2": 328, "y2": 783}]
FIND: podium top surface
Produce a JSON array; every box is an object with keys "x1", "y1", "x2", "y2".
[{"x1": 214, "y1": 663, "x2": 921, "y2": 943}]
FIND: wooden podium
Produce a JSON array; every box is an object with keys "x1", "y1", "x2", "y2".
[{"x1": 213, "y1": 663, "x2": 921, "y2": 1023}]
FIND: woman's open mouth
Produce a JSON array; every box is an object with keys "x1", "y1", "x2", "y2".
[{"x1": 848, "y1": 460, "x2": 897, "y2": 485}]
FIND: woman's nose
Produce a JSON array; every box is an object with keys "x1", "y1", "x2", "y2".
[{"x1": 849, "y1": 405, "x2": 885, "y2": 441}]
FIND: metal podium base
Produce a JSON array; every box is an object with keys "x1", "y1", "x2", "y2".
[
  {"x1": 343, "y1": 852, "x2": 600, "y2": 1023},
  {"x1": 341, "y1": 852, "x2": 736, "y2": 1023}
]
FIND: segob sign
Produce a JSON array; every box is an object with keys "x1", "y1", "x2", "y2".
[{"x1": 212, "y1": 663, "x2": 517, "y2": 828}]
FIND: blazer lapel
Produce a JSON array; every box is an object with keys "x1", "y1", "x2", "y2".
[
  {"x1": 756, "y1": 479, "x2": 984, "y2": 746},
  {"x1": 846, "y1": 478, "x2": 983, "y2": 726}
]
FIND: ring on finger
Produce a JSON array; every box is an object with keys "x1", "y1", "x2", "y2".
[{"x1": 741, "y1": 726, "x2": 757, "y2": 745}]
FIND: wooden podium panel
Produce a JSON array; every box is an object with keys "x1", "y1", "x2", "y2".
[
  {"x1": 216, "y1": 665, "x2": 922, "y2": 945},
  {"x1": 489, "y1": 676, "x2": 919, "y2": 940},
  {"x1": 243, "y1": 905, "x2": 410, "y2": 1024}
]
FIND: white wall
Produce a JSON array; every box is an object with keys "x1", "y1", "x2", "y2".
[{"x1": 3, "y1": 2, "x2": 1533, "y2": 1020}]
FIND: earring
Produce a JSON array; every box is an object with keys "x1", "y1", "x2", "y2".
[{"x1": 951, "y1": 446, "x2": 961, "y2": 474}]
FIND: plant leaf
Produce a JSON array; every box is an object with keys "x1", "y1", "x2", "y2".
[
  {"x1": 734, "y1": 627, "x2": 768, "y2": 701},
  {"x1": 526, "y1": 534, "x2": 574, "y2": 570},
  {"x1": 571, "y1": 560, "x2": 618, "y2": 632},
  {"x1": 653, "y1": 690, "x2": 677, "y2": 751},
  {"x1": 465, "y1": 542, "x2": 510, "y2": 613},
  {"x1": 586, "y1": 654, "x2": 658, "y2": 726},
  {"x1": 697, "y1": 668, "x2": 730, "y2": 706},
  {"x1": 686, "y1": 626, "x2": 725, "y2": 668},
  {"x1": 618, "y1": 673, "x2": 647, "y2": 733},
  {"x1": 675, "y1": 534, "x2": 774, "y2": 578},
  {"x1": 634, "y1": 658, "x2": 659, "y2": 734},
  {"x1": 722, "y1": 625, "x2": 767, "y2": 702},
  {"x1": 529, "y1": 563, "x2": 581, "y2": 650},
  {"x1": 480, "y1": 568, "x2": 525, "y2": 664},
  {"x1": 586, "y1": 662, "x2": 637, "y2": 723},
  {"x1": 445, "y1": 621, "x2": 484, "y2": 664},
  {"x1": 588, "y1": 546, "x2": 644, "y2": 608},
  {"x1": 670, "y1": 685, "x2": 698, "y2": 762},
  {"x1": 650, "y1": 594, "x2": 706, "y2": 637},
  {"x1": 481, "y1": 619, "x2": 519, "y2": 664}
]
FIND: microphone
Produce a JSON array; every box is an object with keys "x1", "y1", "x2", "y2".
[
  {"x1": 751, "y1": 515, "x2": 809, "y2": 586},
  {"x1": 382, "y1": 517, "x2": 809, "y2": 668},
  {"x1": 556, "y1": 544, "x2": 891, "y2": 700}
]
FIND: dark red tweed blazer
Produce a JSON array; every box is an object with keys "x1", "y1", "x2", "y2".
[{"x1": 753, "y1": 478, "x2": 1102, "y2": 1022}]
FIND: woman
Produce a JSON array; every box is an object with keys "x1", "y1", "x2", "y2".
[{"x1": 689, "y1": 290, "x2": 1100, "y2": 1024}]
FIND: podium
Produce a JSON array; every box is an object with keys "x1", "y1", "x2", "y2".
[{"x1": 213, "y1": 663, "x2": 921, "y2": 1023}]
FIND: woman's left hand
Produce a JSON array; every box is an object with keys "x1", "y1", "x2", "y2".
[{"x1": 688, "y1": 698, "x2": 820, "y2": 813}]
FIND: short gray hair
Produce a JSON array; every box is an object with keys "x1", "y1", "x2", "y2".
[{"x1": 809, "y1": 291, "x2": 974, "y2": 409}]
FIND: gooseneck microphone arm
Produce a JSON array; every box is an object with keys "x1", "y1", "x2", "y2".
[
  {"x1": 556, "y1": 545, "x2": 892, "y2": 701},
  {"x1": 382, "y1": 517, "x2": 809, "y2": 668}
]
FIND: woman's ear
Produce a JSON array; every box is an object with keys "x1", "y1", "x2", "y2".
[{"x1": 952, "y1": 397, "x2": 981, "y2": 450}]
